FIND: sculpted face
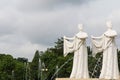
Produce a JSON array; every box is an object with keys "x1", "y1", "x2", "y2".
[
  {"x1": 78, "y1": 24, "x2": 83, "y2": 31},
  {"x1": 106, "y1": 21, "x2": 112, "y2": 29}
]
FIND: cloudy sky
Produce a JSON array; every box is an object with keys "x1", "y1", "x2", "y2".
[{"x1": 0, "y1": 0, "x2": 120, "y2": 61}]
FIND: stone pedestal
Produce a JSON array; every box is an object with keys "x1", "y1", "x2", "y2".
[{"x1": 56, "y1": 78, "x2": 109, "y2": 80}]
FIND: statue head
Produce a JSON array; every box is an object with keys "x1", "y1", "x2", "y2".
[
  {"x1": 106, "y1": 20, "x2": 112, "y2": 29},
  {"x1": 78, "y1": 24, "x2": 83, "y2": 31}
]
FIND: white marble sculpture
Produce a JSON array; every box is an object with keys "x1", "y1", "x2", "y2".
[
  {"x1": 64, "y1": 24, "x2": 89, "y2": 79},
  {"x1": 91, "y1": 21, "x2": 119, "y2": 79}
]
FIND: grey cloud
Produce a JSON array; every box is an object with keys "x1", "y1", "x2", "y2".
[
  {"x1": 14, "y1": 0, "x2": 120, "y2": 46},
  {"x1": 16, "y1": 0, "x2": 96, "y2": 12},
  {"x1": 13, "y1": 8, "x2": 80, "y2": 45},
  {"x1": 0, "y1": 0, "x2": 120, "y2": 61},
  {"x1": 0, "y1": 26, "x2": 15, "y2": 36}
]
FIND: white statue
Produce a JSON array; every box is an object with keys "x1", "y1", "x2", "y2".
[
  {"x1": 64, "y1": 24, "x2": 89, "y2": 79},
  {"x1": 91, "y1": 21, "x2": 119, "y2": 79}
]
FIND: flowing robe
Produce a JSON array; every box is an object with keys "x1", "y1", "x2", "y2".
[
  {"x1": 64, "y1": 32, "x2": 89, "y2": 79},
  {"x1": 91, "y1": 30, "x2": 119, "y2": 79}
]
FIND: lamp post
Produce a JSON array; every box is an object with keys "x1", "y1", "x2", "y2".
[
  {"x1": 12, "y1": 70, "x2": 14, "y2": 80},
  {"x1": 38, "y1": 58, "x2": 41, "y2": 80},
  {"x1": 41, "y1": 62, "x2": 48, "y2": 80},
  {"x1": 26, "y1": 62, "x2": 28, "y2": 80},
  {"x1": 41, "y1": 68, "x2": 48, "y2": 80},
  {"x1": 38, "y1": 52, "x2": 48, "y2": 80},
  {"x1": 56, "y1": 65, "x2": 58, "y2": 78}
]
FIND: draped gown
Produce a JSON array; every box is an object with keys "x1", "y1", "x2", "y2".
[
  {"x1": 91, "y1": 29, "x2": 119, "y2": 79},
  {"x1": 64, "y1": 31, "x2": 89, "y2": 79}
]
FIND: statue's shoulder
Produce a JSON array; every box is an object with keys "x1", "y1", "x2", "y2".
[
  {"x1": 76, "y1": 32, "x2": 88, "y2": 38},
  {"x1": 104, "y1": 30, "x2": 117, "y2": 37}
]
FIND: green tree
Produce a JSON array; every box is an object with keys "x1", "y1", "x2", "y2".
[
  {"x1": 40, "y1": 38, "x2": 73, "y2": 80},
  {"x1": 30, "y1": 50, "x2": 40, "y2": 80},
  {"x1": 0, "y1": 54, "x2": 29, "y2": 80},
  {"x1": 0, "y1": 54, "x2": 15, "y2": 80},
  {"x1": 14, "y1": 60, "x2": 25, "y2": 80},
  {"x1": 14, "y1": 57, "x2": 28, "y2": 80}
]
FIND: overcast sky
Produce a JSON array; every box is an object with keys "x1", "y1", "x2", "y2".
[{"x1": 0, "y1": 0, "x2": 120, "y2": 61}]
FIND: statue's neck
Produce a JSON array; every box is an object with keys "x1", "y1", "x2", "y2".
[
  {"x1": 79, "y1": 30, "x2": 83, "y2": 32},
  {"x1": 107, "y1": 28, "x2": 112, "y2": 31}
]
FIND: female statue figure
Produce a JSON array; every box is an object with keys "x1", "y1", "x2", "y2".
[
  {"x1": 91, "y1": 21, "x2": 119, "y2": 79},
  {"x1": 64, "y1": 24, "x2": 89, "y2": 79}
]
